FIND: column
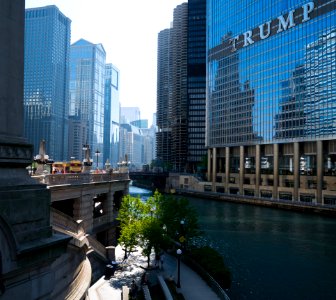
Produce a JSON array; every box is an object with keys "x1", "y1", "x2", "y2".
[
  {"x1": 316, "y1": 140, "x2": 323, "y2": 204},
  {"x1": 273, "y1": 143, "x2": 279, "y2": 199},
  {"x1": 255, "y1": 145, "x2": 260, "y2": 197},
  {"x1": 207, "y1": 148, "x2": 212, "y2": 182},
  {"x1": 239, "y1": 146, "x2": 244, "y2": 195},
  {"x1": 293, "y1": 142, "x2": 300, "y2": 201},
  {"x1": 225, "y1": 147, "x2": 230, "y2": 193},
  {"x1": 73, "y1": 194, "x2": 94, "y2": 233},
  {"x1": 212, "y1": 148, "x2": 217, "y2": 192},
  {"x1": 0, "y1": 0, "x2": 34, "y2": 185}
]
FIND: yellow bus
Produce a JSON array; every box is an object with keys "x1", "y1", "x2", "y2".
[
  {"x1": 52, "y1": 162, "x2": 70, "y2": 174},
  {"x1": 69, "y1": 160, "x2": 82, "y2": 173}
]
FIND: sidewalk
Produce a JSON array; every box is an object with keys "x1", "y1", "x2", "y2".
[{"x1": 88, "y1": 245, "x2": 221, "y2": 300}]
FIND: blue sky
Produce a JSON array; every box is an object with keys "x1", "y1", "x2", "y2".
[{"x1": 25, "y1": 0, "x2": 186, "y2": 125}]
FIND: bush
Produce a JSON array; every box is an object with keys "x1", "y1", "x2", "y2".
[{"x1": 188, "y1": 246, "x2": 231, "y2": 289}]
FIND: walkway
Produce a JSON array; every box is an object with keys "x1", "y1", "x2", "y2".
[{"x1": 88, "y1": 245, "x2": 221, "y2": 300}]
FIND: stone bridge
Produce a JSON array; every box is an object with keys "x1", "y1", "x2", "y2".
[
  {"x1": 129, "y1": 171, "x2": 169, "y2": 192},
  {"x1": 33, "y1": 172, "x2": 130, "y2": 294}
]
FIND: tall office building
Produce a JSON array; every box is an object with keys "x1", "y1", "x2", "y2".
[
  {"x1": 207, "y1": 0, "x2": 336, "y2": 204},
  {"x1": 157, "y1": 2, "x2": 207, "y2": 172},
  {"x1": 103, "y1": 63, "x2": 120, "y2": 167},
  {"x1": 119, "y1": 124, "x2": 144, "y2": 169},
  {"x1": 69, "y1": 39, "x2": 106, "y2": 163},
  {"x1": 156, "y1": 28, "x2": 172, "y2": 169},
  {"x1": 186, "y1": 0, "x2": 207, "y2": 172},
  {"x1": 170, "y1": 3, "x2": 188, "y2": 172},
  {"x1": 24, "y1": 6, "x2": 71, "y2": 161}
]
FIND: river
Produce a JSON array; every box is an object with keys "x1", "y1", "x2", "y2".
[{"x1": 129, "y1": 186, "x2": 336, "y2": 299}]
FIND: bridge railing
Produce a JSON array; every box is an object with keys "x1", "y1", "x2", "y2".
[{"x1": 33, "y1": 171, "x2": 129, "y2": 186}]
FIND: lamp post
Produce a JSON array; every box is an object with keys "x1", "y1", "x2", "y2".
[
  {"x1": 176, "y1": 248, "x2": 182, "y2": 288},
  {"x1": 95, "y1": 149, "x2": 100, "y2": 169},
  {"x1": 179, "y1": 219, "x2": 186, "y2": 250}
]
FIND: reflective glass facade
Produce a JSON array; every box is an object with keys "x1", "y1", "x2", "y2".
[
  {"x1": 103, "y1": 64, "x2": 120, "y2": 167},
  {"x1": 24, "y1": 6, "x2": 71, "y2": 161},
  {"x1": 207, "y1": 0, "x2": 335, "y2": 147},
  {"x1": 69, "y1": 39, "x2": 106, "y2": 163},
  {"x1": 187, "y1": 0, "x2": 207, "y2": 171}
]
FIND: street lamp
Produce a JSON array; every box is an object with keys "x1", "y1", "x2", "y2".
[
  {"x1": 179, "y1": 220, "x2": 186, "y2": 250},
  {"x1": 82, "y1": 144, "x2": 92, "y2": 166},
  {"x1": 176, "y1": 248, "x2": 182, "y2": 288},
  {"x1": 95, "y1": 149, "x2": 100, "y2": 169}
]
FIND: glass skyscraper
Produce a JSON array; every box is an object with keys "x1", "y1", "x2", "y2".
[
  {"x1": 207, "y1": 0, "x2": 335, "y2": 204},
  {"x1": 24, "y1": 6, "x2": 71, "y2": 161},
  {"x1": 104, "y1": 63, "x2": 120, "y2": 167},
  {"x1": 187, "y1": 0, "x2": 207, "y2": 172},
  {"x1": 69, "y1": 39, "x2": 106, "y2": 164}
]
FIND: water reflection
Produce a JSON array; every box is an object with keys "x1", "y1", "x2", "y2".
[
  {"x1": 129, "y1": 185, "x2": 152, "y2": 201},
  {"x1": 187, "y1": 197, "x2": 336, "y2": 300}
]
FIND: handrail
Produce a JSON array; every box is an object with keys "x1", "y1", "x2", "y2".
[
  {"x1": 182, "y1": 255, "x2": 230, "y2": 300},
  {"x1": 157, "y1": 275, "x2": 173, "y2": 300}
]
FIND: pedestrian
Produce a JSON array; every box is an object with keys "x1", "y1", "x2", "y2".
[
  {"x1": 130, "y1": 280, "x2": 137, "y2": 299},
  {"x1": 155, "y1": 253, "x2": 160, "y2": 268},
  {"x1": 141, "y1": 272, "x2": 148, "y2": 285},
  {"x1": 160, "y1": 253, "x2": 165, "y2": 270}
]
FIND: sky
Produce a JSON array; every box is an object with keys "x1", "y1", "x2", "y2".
[{"x1": 25, "y1": 0, "x2": 186, "y2": 126}]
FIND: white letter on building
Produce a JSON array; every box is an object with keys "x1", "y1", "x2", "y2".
[
  {"x1": 302, "y1": 2, "x2": 315, "y2": 23},
  {"x1": 230, "y1": 36, "x2": 240, "y2": 52},
  {"x1": 243, "y1": 31, "x2": 254, "y2": 47},
  {"x1": 277, "y1": 10, "x2": 295, "y2": 33},
  {"x1": 259, "y1": 21, "x2": 271, "y2": 39}
]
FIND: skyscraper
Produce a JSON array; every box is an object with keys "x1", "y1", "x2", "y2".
[
  {"x1": 156, "y1": 28, "x2": 172, "y2": 169},
  {"x1": 170, "y1": 3, "x2": 188, "y2": 172},
  {"x1": 104, "y1": 63, "x2": 120, "y2": 167},
  {"x1": 186, "y1": 0, "x2": 207, "y2": 172},
  {"x1": 24, "y1": 6, "x2": 71, "y2": 161},
  {"x1": 69, "y1": 39, "x2": 106, "y2": 163},
  {"x1": 207, "y1": 0, "x2": 336, "y2": 204},
  {"x1": 157, "y1": 1, "x2": 207, "y2": 172}
]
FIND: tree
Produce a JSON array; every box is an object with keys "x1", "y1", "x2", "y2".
[
  {"x1": 117, "y1": 191, "x2": 200, "y2": 264},
  {"x1": 117, "y1": 195, "x2": 146, "y2": 258},
  {"x1": 156, "y1": 194, "x2": 200, "y2": 249}
]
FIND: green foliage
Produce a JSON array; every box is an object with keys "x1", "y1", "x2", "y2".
[
  {"x1": 189, "y1": 246, "x2": 231, "y2": 289},
  {"x1": 157, "y1": 194, "x2": 201, "y2": 245},
  {"x1": 117, "y1": 191, "x2": 201, "y2": 262},
  {"x1": 117, "y1": 195, "x2": 147, "y2": 253}
]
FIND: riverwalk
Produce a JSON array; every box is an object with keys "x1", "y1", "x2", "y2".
[{"x1": 87, "y1": 245, "x2": 222, "y2": 300}]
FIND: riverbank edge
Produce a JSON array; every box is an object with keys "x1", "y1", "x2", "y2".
[
  {"x1": 130, "y1": 182, "x2": 336, "y2": 217},
  {"x1": 174, "y1": 189, "x2": 336, "y2": 217}
]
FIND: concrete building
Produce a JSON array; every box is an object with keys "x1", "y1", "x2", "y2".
[
  {"x1": 156, "y1": 28, "x2": 172, "y2": 169},
  {"x1": 206, "y1": 0, "x2": 336, "y2": 205},
  {"x1": 24, "y1": 5, "x2": 71, "y2": 161}
]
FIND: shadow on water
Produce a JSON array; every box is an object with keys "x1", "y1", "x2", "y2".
[{"x1": 186, "y1": 196, "x2": 336, "y2": 300}]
